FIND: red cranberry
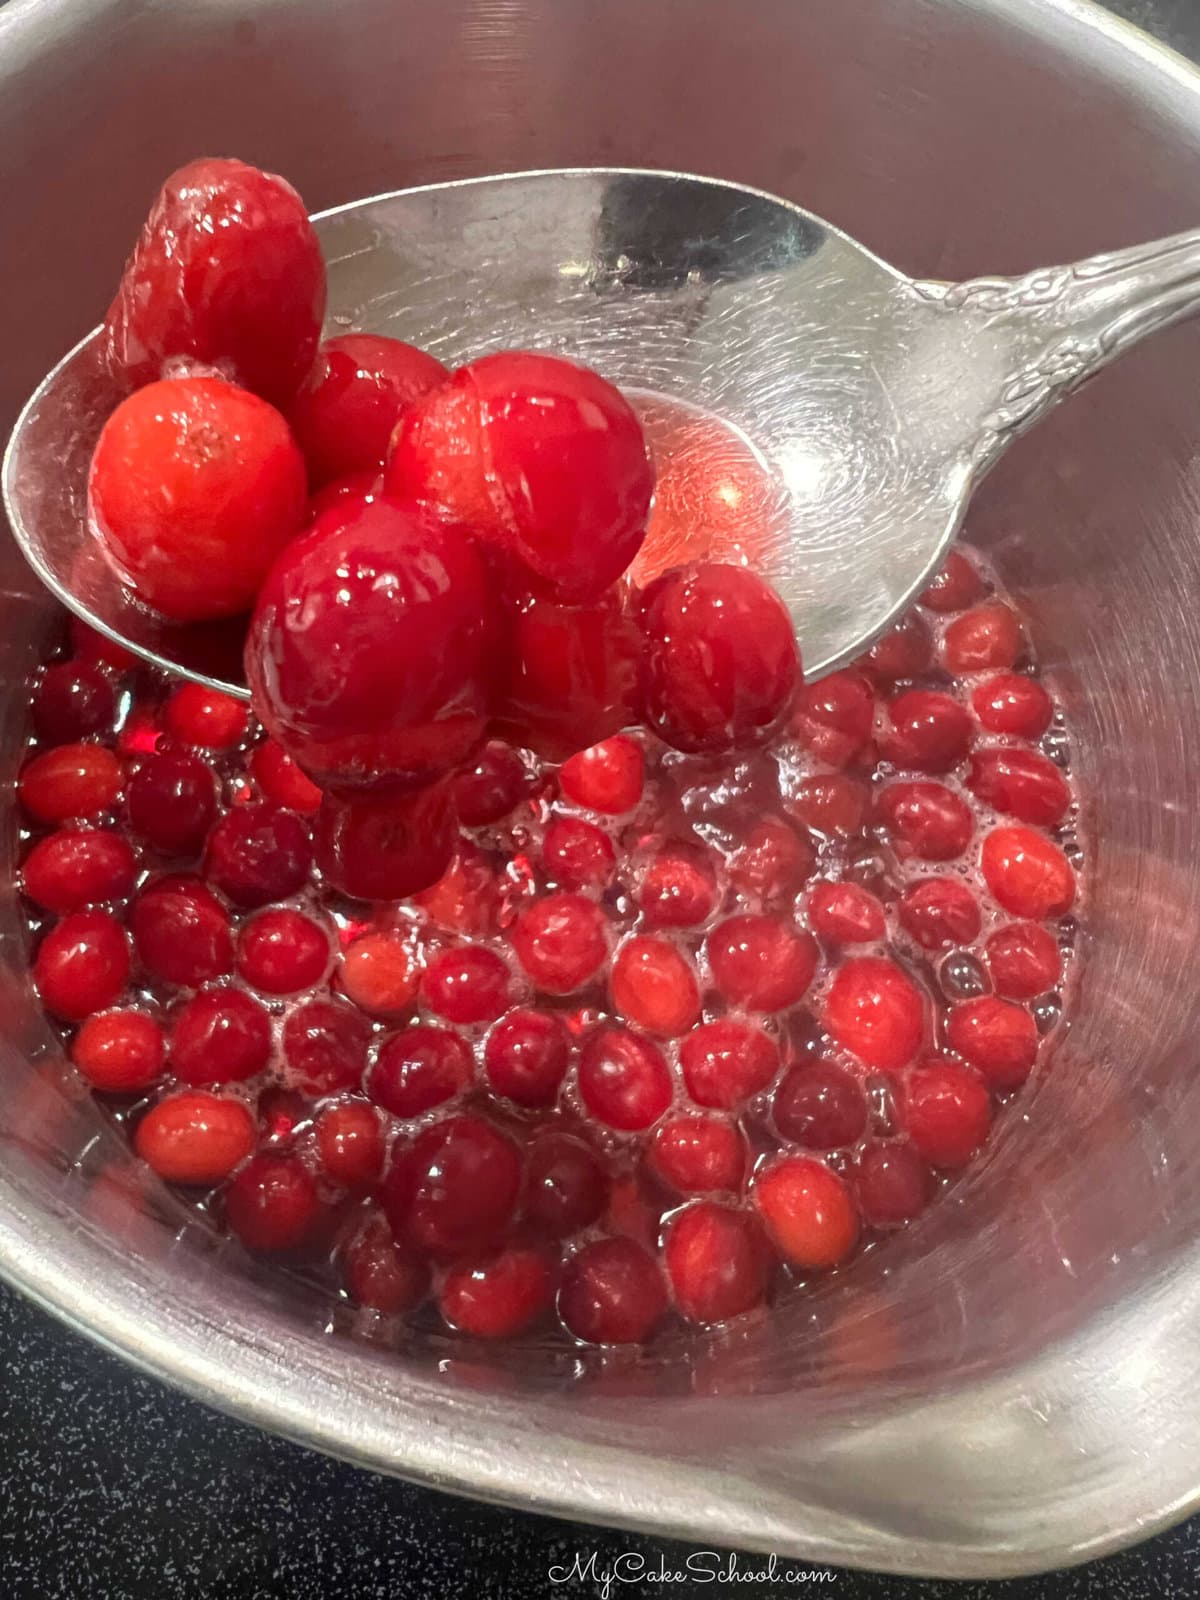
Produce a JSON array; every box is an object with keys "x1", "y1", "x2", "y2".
[
  {"x1": 881, "y1": 690, "x2": 972, "y2": 773},
  {"x1": 343, "y1": 1215, "x2": 430, "y2": 1313},
  {"x1": 824, "y1": 956, "x2": 925, "y2": 1072},
  {"x1": 290, "y1": 334, "x2": 449, "y2": 484},
  {"x1": 33, "y1": 909, "x2": 129, "y2": 1021},
  {"x1": 730, "y1": 818, "x2": 815, "y2": 904},
  {"x1": 22, "y1": 828, "x2": 136, "y2": 913},
  {"x1": 369, "y1": 1024, "x2": 474, "y2": 1117},
  {"x1": 559, "y1": 734, "x2": 644, "y2": 814},
  {"x1": 640, "y1": 563, "x2": 800, "y2": 752},
  {"x1": 135, "y1": 1091, "x2": 256, "y2": 1185},
  {"x1": 984, "y1": 921, "x2": 1062, "y2": 999},
  {"x1": 439, "y1": 1243, "x2": 558, "y2": 1339},
  {"x1": 942, "y1": 602, "x2": 1022, "y2": 673},
  {"x1": 338, "y1": 930, "x2": 418, "y2": 1015},
  {"x1": 131, "y1": 875, "x2": 233, "y2": 987},
  {"x1": 163, "y1": 684, "x2": 248, "y2": 750},
  {"x1": 236, "y1": 909, "x2": 329, "y2": 995},
  {"x1": 251, "y1": 740, "x2": 323, "y2": 815},
  {"x1": 558, "y1": 1236, "x2": 666, "y2": 1344},
  {"x1": 876, "y1": 781, "x2": 974, "y2": 861},
  {"x1": 104, "y1": 157, "x2": 325, "y2": 408},
  {"x1": 245, "y1": 499, "x2": 495, "y2": 791},
  {"x1": 785, "y1": 772, "x2": 868, "y2": 837},
  {"x1": 611, "y1": 937, "x2": 701, "y2": 1037},
  {"x1": 966, "y1": 746, "x2": 1071, "y2": 827},
  {"x1": 647, "y1": 1114, "x2": 748, "y2": 1195},
  {"x1": 752, "y1": 1155, "x2": 859, "y2": 1269},
  {"x1": 971, "y1": 673, "x2": 1053, "y2": 739},
  {"x1": 665, "y1": 1201, "x2": 770, "y2": 1324},
  {"x1": 452, "y1": 741, "x2": 528, "y2": 827},
  {"x1": 308, "y1": 470, "x2": 378, "y2": 521},
  {"x1": 897, "y1": 877, "x2": 982, "y2": 951},
  {"x1": 707, "y1": 915, "x2": 818, "y2": 1012},
  {"x1": 903, "y1": 1059, "x2": 992, "y2": 1168},
  {"x1": 71, "y1": 1008, "x2": 165, "y2": 1093},
  {"x1": 316, "y1": 1100, "x2": 385, "y2": 1190},
  {"x1": 414, "y1": 842, "x2": 500, "y2": 936},
  {"x1": 918, "y1": 550, "x2": 986, "y2": 613},
  {"x1": 946, "y1": 996, "x2": 1039, "y2": 1089},
  {"x1": 790, "y1": 669, "x2": 875, "y2": 767},
  {"x1": 316, "y1": 783, "x2": 456, "y2": 902},
  {"x1": 421, "y1": 945, "x2": 511, "y2": 1026},
  {"x1": 225, "y1": 1154, "x2": 319, "y2": 1252},
  {"x1": 170, "y1": 986, "x2": 271, "y2": 1086},
  {"x1": 204, "y1": 802, "x2": 311, "y2": 908},
  {"x1": 865, "y1": 611, "x2": 933, "y2": 680},
  {"x1": 981, "y1": 825, "x2": 1076, "y2": 919},
  {"x1": 20, "y1": 744, "x2": 122, "y2": 824},
  {"x1": 69, "y1": 617, "x2": 135, "y2": 672},
  {"x1": 637, "y1": 843, "x2": 718, "y2": 928},
  {"x1": 807, "y1": 880, "x2": 886, "y2": 945},
  {"x1": 127, "y1": 748, "x2": 217, "y2": 855},
  {"x1": 484, "y1": 1009, "x2": 570, "y2": 1108},
  {"x1": 511, "y1": 893, "x2": 608, "y2": 994},
  {"x1": 382, "y1": 1113, "x2": 522, "y2": 1259},
  {"x1": 605, "y1": 1171, "x2": 664, "y2": 1253},
  {"x1": 33, "y1": 661, "x2": 116, "y2": 744},
  {"x1": 578, "y1": 1025, "x2": 672, "y2": 1131},
  {"x1": 772, "y1": 1062, "x2": 869, "y2": 1149},
  {"x1": 282, "y1": 999, "x2": 371, "y2": 1095},
  {"x1": 526, "y1": 1134, "x2": 609, "y2": 1238},
  {"x1": 855, "y1": 1140, "x2": 933, "y2": 1227},
  {"x1": 542, "y1": 816, "x2": 616, "y2": 891},
  {"x1": 679, "y1": 1019, "x2": 779, "y2": 1110}
]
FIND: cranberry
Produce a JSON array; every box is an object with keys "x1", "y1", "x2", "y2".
[
  {"x1": 250, "y1": 740, "x2": 323, "y2": 815},
  {"x1": 22, "y1": 829, "x2": 136, "y2": 914},
  {"x1": 526, "y1": 1132, "x2": 610, "y2": 1236},
  {"x1": 308, "y1": 470, "x2": 379, "y2": 521},
  {"x1": 315, "y1": 1100, "x2": 385, "y2": 1190},
  {"x1": 640, "y1": 563, "x2": 800, "y2": 752},
  {"x1": 135, "y1": 1091, "x2": 256, "y2": 1185},
  {"x1": 338, "y1": 930, "x2": 418, "y2": 1015},
  {"x1": 665, "y1": 1201, "x2": 770, "y2": 1324},
  {"x1": 807, "y1": 880, "x2": 886, "y2": 945},
  {"x1": 605, "y1": 1171, "x2": 663, "y2": 1253},
  {"x1": 484, "y1": 1009, "x2": 570, "y2": 1107},
  {"x1": 236, "y1": 908, "x2": 330, "y2": 994},
  {"x1": 33, "y1": 909, "x2": 129, "y2": 1021},
  {"x1": 204, "y1": 802, "x2": 311, "y2": 908},
  {"x1": 558, "y1": 1236, "x2": 666, "y2": 1344},
  {"x1": 170, "y1": 986, "x2": 271, "y2": 1086},
  {"x1": 71, "y1": 1008, "x2": 165, "y2": 1093},
  {"x1": 876, "y1": 781, "x2": 973, "y2": 861},
  {"x1": 578, "y1": 1025, "x2": 673, "y2": 1131},
  {"x1": 785, "y1": 773, "x2": 868, "y2": 837},
  {"x1": 386, "y1": 351, "x2": 654, "y2": 600},
  {"x1": 543, "y1": 816, "x2": 617, "y2": 891},
  {"x1": 257, "y1": 1085, "x2": 310, "y2": 1147},
  {"x1": 131, "y1": 875, "x2": 233, "y2": 987},
  {"x1": 647, "y1": 1114, "x2": 748, "y2": 1195},
  {"x1": 559, "y1": 734, "x2": 644, "y2": 814},
  {"x1": 981, "y1": 825, "x2": 1076, "y2": 918},
  {"x1": 127, "y1": 748, "x2": 217, "y2": 855},
  {"x1": 897, "y1": 877, "x2": 981, "y2": 950},
  {"x1": 316, "y1": 783, "x2": 456, "y2": 902},
  {"x1": 439, "y1": 1243, "x2": 558, "y2": 1339},
  {"x1": 69, "y1": 617, "x2": 136, "y2": 672},
  {"x1": 971, "y1": 673, "x2": 1054, "y2": 739},
  {"x1": 414, "y1": 842, "x2": 500, "y2": 936},
  {"x1": 282, "y1": 999, "x2": 371, "y2": 1095},
  {"x1": 881, "y1": 690, "x2": 972, "y2": 773},
  {"x1": 163, "y1": 684, "x2": 249, "y2": 750},
  {"x1": 32, "y1": 662, "x2": 116, "y2": 744},
  {"x1": 706, "y1": 915, "x2": 818, "y2": 1012},
  {"x1": 966, "y1": 746, "x2": 1071, "y2": 827},
  {"x1": 752, "y1": 1155, "x2": 859, "y2": 1269},
  {"x1": 452, "y1": 741, "x2": 529, "y2": 827},
  {"x1": 919, "y1": 550, "x2": 986, "y2": 613},
  {"x1": 730, "y1": 819, "x2": 815, "y2": 904},
  {"x1": 679, "y1": 1019, "x2": 779, "y2": 1110},
  {"x1": 382, "y1": 1113, "x2": 522, "y2": 1259},
  {"x1": 511, "y1": 893, "x2": 608, "y2": 994},
  {"x1": 855, "y1": 1140, "x2": 933, "y2": 1227},
  {"x1": 637, "y1": 843, "x2": 718, "y2": 928},
  {"x1": 790, "y1": 669, "x2": 875, "y2": 767},
  {"x1": 245, "y1": 499, "x2": 495, "y2": 791},
  {"x1": 903, "y1": 1059, "x2": 992, "y2": 1168},
  {"x1": 225, "y1": 1154, "x2": 319, "y2": 1252},
  {"x1": 421, "y1": 945, "x2": 512, "y2": 1026},
  {"x1": 289, "y1": 334, "x2": 449, "y2": 484},
  {"x1": 611, "y1": 937, "x2": 701, "y2": 1037},
  {"x1": 104, "y1": 156, "x2": 325, "y2": 407},
  {"x1": 865, "y1": 611, "x2": 933, "y2": 680},
  {"x1": 946, "y1": 996, "x2": 1039, "y2": 1089},
  {"x1": 369, "y1": 1024, "x2": 474, "y2": 1118},
  {"x1": 824, "y1": 956, "x2": 925, "y2": 1072},
  {"x1": 772, "y1": 1062, "x2": 869, "y2": 1149},
  {"x1": 984, "y1": 921, "x2": 1062, "y2": 999},
  {"x1": 19, "y1": 744, "x2": 122, "y2": 824},
  {"x1": 343, "y1": 1215, "x2": 430, "y2": 1313},
  {"x1": 942, "y1": 602, "x2": 1023, "y2": 673}
]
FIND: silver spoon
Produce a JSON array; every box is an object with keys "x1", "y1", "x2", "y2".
[{"x1": 5, "y1": 167, "x2": 1200, "y2": 698}]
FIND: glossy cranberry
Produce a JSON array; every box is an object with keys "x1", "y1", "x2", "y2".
[
  {"x1": 22, "y1": 828, "x2": 136, "y2": 914},
  {"x1": 903, "y1": 1060, "x2": 993, "y2": 1168},
  {"x1": 163, "y1": 684, "x2": 249, "y2": 750},
  {"x1": 984, "y1": 921, "x2": 1062, "y2": 999},
  {"x1": 19, "y1": 743, "x2": 122, "y2": 824},
  {"x1": 966, "y1": 746, "x2": 1071, "y2": 827},
  {"x1": 604, "y1": 1170, "x2": 664, "y2": 1253},
  {"x1": 640, "y1": 563, "x2": 800, "y2": 753},
  {"x1": 542, "y1": 816, "x2": 616, "y2": 891},
  {"x1": 881, "y1": 690, "x2": 972, "y2": 773},
  {"x1": 942, "y1": 602, "x2": 1023, "y2": 673},
  {"x1": 981, "y1": 825, "x2": 1076, "y2": 918},
  {"x1": 484, "y1": 1009, "x2": 570, "y2": 1107},
  {"x1": 946, "y1": 996, "x2": 1039, "y2": 1089},
  {"x1": 558, "y1": 1236, "x2": 667, "y2": 1344},
  {"x1": 807, "y1": 880, "x2": 886, "y2": 944},
  {"x1": 369, "y1": 1024, "x2": 474, "y2": 1118},
  {"x1": 855, "y1": 1140, "x2": 933, "y2": 1227},
  {"x1": 439, "y1": 1243, "x2": 558, "y2": 1338},
  {"x1": 315, "y1": 1100, "x2": 386, "y2": 1190},
  {"x1": 452, "y1": 741, "x2": 529, "y2": 827},
  {"x1": 236, "y1": 908, "x2": 329, "y2": 994},
  {"x1": 338, "y1": 930, "x2": 418, "y2": 1015},
  {"x1": 511, "y1": 893, "x2": 608, "y2": 994},
  {"x1": 290, "y1": 334, "x2": 449, "y2": 484},
  {"x1": 382, "y1": 1113, "x2": 522, "y2": 1259},
  {"x1": 135, "y1": 1091, "x2": 256, "y2": 1185},
  {"x1": 33, "y1": 910, "x2": 129, "y2": 1021},
  {"x1": 225, "y1": 1154, "x2": 320, "y2": 1252},
  {"x1": 69, "y1": 617, "x2": 135, "y2": 672},
  {"x1": 971, "y1": 673, "x2": 1054, "y2": 739},
  {"x1": 825, "y1": 956, "x2": 925, "y2": 1072},
  {"x1": 131, "y1": 875, "x2": 233, "y2": 987},
  {"x1": 611, "y1": 937, "x2": 701, "y2": 1037},
  {"x1": 250, "y1": 739, "x2": 323, "y2": 815},
  {"x1": 646, "y1": 1114, "x2": 748, "y2": 1196},
  {"x1": 707, "y1": 915, "x2": 818, "y2": 1012},
  {"x1": 282, "y1": 999, "x2": 372, "y2": 1095},
  {"x1": 559, "y1": 734, "x2": 644, "y2": 814},
  {"x1": 785, "y1": 772, "x2": 868, "y2": 837},
  {"x1": 421, "y1": 945, "x2": 512, "y2": 1025},
  {"x1": 386, "y1": 351, "x2": 653, "y2": 600},
  {"x1": 773, "y1": 1062, "x2": 869, "y2": 1149},
  {"x1": 637, "y1": 843, "x2": 718, "y2": 928},
  {"x1": 71, "y1": 1009, "x2": 165, "y2": 1093},
  {"x1": 865, "y1": 611, "x2": 933, "y2": 680},
  {"x1": 343, "y1": 1216, "x2": 430, "y2": 1313},
  {"x1": 578, "y1": 1025, "x2": 673, "y2": 1131},
  {"x1": 414, "y1": 841, "x2": 501, "y2": 936},
  {"x1": 308, "y1": 470, "x2": 379, "y2": 521},
  {"x1": 897, "y1": 877, "x2": 982, "y2": 950},
  {"x1": 876, "y1": 781, "x2": 974, "y2": 861},
  {"x1": 730, "y1": 818, "x2": 815, "y2": 905},
  {"x1": 32, "y1": 662, "x2": 116, "y2": 744},
  {"x1": 918, "y1": 550, "x2": 986, "y2": 613},
  {"x1": 316, "y1": 783, "x2": 456, "y2": 902},
  {"x1": 790, "y1": 669, "x2": 875, "y2": 767},
  {"x1": 104, "y1": 157, "x2": 325, "y2": 407},
  {"x1": 245, "y1": 499, "x2": 495, "y2": 791},
  {"x1": 752, "y1": 1155, "x2": 859, "y2": 1269},
  {"x1": 665, "y1": 1201, "x2": 770, "y2": 1324},
  {"x1": 170, "y1": 986, "x2": 271, "y2": 1086},
  {"x1": 127, "y1": 748, "x2": 217, "y2": 855},
  {"x1": 204, "y1": 802, "x2": 311, "y2": 908},
  {"x1": 679, "y1": 1019, "x2": 780, "y2": 1110}
]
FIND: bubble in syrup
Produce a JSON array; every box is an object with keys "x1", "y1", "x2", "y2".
[
  {"x1": 938, "y1": 949, "x2": 989, "y2": 1001},
  {"x1": 1041, "y1": 727, "x2": 1072, "y2": 770},
  {"x1": 1032, "y1": 993, "x2": 1062, "y2": 1035}
]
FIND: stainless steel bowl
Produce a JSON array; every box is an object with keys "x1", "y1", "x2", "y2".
[{"x1": 2, "y1": 0, "x2": 1200, "y2": 1578}]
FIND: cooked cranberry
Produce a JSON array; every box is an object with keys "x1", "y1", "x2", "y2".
[
  {"x1": 257, "y1": 1085, "x2": 309, "y2": 1147},
  {"x1": 22, "y1": 829, "x2": 135, "y2": 913},
  {"x1": 32, "y1": 661, "x2": 116, "y2": 744},
  {"x1": 511, "y1": 893, "x2": 608, "y2": 994},
  {"x1": 919, "y1": 550, "x2": 986, "y2": 613},
  {"x1": 807, "y1": 880, "x2": 886, "y2": 945},
  {"x1": 785, "y1": 772, "x2": 868, "y2": 837},
  {"x1": 897, "y1": 877, "x2": 982, "y2": 950},
  {"x1": 824, "y1": 956, "x2": 925, "y2": 1072},
  {"x1": 452, "y1": 741, "x2": 529, "y2": 827},
  {"x1": 876, "y1": 781, "x2": 973, "y2": 861},
  {"x1": 131, "y1": 875, "x2": 233, "y2": 987},
  {"x1": 421, "y1": 945, "x2": 512, "y2": 1025},
  {"x1": 127, "y1": 748, "x2": 217, "y2": 855},
  {"x1": 526, "y1": 1133, "x2": 609, "y2": 1238},
  {"x1": 382, "y1": 1113, "x2": 522, "y2": 1259},
  {"x1": 646, "y1": 1114, "x2": 748, "y2": 1195},
  {"x1": 225, "y1": 1154, "x2": 319, "y2": 1252},
  {"x1": 338, "y1": 930, "x2": 418, "y2": 1015},
  {"x1": 640, "y1": 563, "x2": 800, "y2": 752},
  {"x1": 637, "y1": 843, "x2": 718, "y2": 928},
  {"x1": 369, "y1": 1024, "x2": 473, "y2": 1117},
  {"x1": 250, "y1": 739, "x2": 323, "y2": 815},
  {"x1": 484, "y1": 1009, "x2": 570, "y2": 1107},
  {"x1": 665, "y1": 1201, "x2": 770, "y2": 1324},
  {"x1": 942, "y1": 602, "x2": 1022, "y2": 673},
  {"x1": 604, "y1": 1170, "x2": 664, "y2": 1253},
  {"x1": 971, "y1": 673, "x2": 1054, "y2": 739},
  {"x1": 946, "y1": 996, "x2": 1039, "y2": 1089},
  {"x1": 315, "y1": 1100, "x2": 385, "y2": 1190},
  {"x1": 343, "y1": 1215, "x2": 430, "y2": 1313},
  {"x1": 730, "y1": 818, "x2": 815, "y2": 904},
  {"x1": 790, "y1": 669, "x2": 875, "y2": 767},
  {"x1": 881, "y1": 690, "x2": 972, "y2": 773},
  {"x1": 903, "y1": 1059, "x2": 992, "y2": 1168},
  {"x1": 578, "y1": 1025, "x2": 672, "y2": 1131},
  {"x1": 855, "y1": 1140, "x2": 933, "y2": 1227},
  {"x1": 20, "y1": 744, "x2": 122, "y2": 824},
  {"x1": 984, "y1": 921, "x2": 1062, "y2": 999},
  {"x1": 316, "y1": 783, "x2": 456, "y2": 902},
  {"x1": 308, "y1": 470, "x2": 379, "y2": 522},
  {"x1": 981, "y1": 825, "x2": 1076, "y2": 918},
  {"x1": 135, "y1": 1091, "x2": 256, "y2": 1185},
  {"x1": 559, "y1": 734, "x2": 644, "y2": 814},
  {"x1": 542, "y1": 816, "x2": 617, "y2": 891},
  {"x1": 33, "y1": 910, "x2": 129, "y2": 1021},
  {"x1": 865, "y1": 611, "x2": 933, "y2": 680},
  {"x1": 439, "y1": 1243, "x2": 558, "y2": 1338},
  {"x1": 773, "y1": 1062, "x2": 868, "y2": 1149},
  {"x1": 163, "y1": 684, "x2": 249, "y2": 749},
  {"x1": 559, "y1": 1236, "x2": 666, "y2": 1344},
  {"x1": 69, "y1": 617, "x2": 136, "y2": 672},
  {"x1": 966, "y1": 746, "x2": 1071, "y2": 826},
  {"x1": 414, "y1": 842, "x2": 500, "y2": 936},
  {"x1": 679, "y1": 1019, "x2": 779, "y2": 1110},
  {"x1": 170, "y1": 986, "x2": 271, "y2": 1086},
  {"x1": 707, "y1": 915, "x2": 818, "y2": 1012},
  {"x1": 282, "y1": 999, "x2": 371, "y2": 1095},
  {"x1": 204, "y1": 802, "x2": 311, "y2": 908},
  {"x1": 611, "y1": 936, "x2": 701, "y2": 1037},
  {"x1": 236, "y1": 908, "x2": 330, "y2": 994},
  {"x1": 71, "y1": 1008, "x2": 165, "y2": 1093},
  {"x1": 752, "y1": 1154, "x2": 859, "y2": 1269}
]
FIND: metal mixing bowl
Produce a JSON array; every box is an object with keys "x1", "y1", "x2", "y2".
[{"x1": 2, "y1": 0, "x2": 1200, "y2": 1578}]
